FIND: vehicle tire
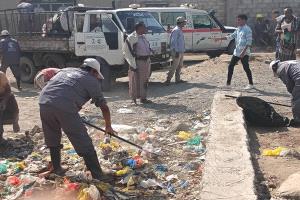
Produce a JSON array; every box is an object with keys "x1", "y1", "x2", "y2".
[
  {"x1": 227, "y1": 40, "x2": 235, "y2": 55},
  {"x1": 98, "y1": 59, "x2": 112, "y2": 92},
  {"x1": 207, "y1": 51, "x2": 222, "y2": 58},
  {"x1": 43, "y1": 54, "x2": 66, "y2": 68},
  {"x1": 20, "y1": 56, "x2": 37, "y2": 83}
]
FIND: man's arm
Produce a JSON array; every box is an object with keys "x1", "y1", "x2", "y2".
[
  {"x1": 99, "y1": 103, "x2": 113, "y2": 134},
  {"x1": 215, "y1": 29, "x2": 237, "y2": 41}
]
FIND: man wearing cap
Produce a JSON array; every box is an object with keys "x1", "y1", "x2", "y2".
[
  {"x1": 124, "y1": 22, "x2": 153, "y2": 104},
  {"x1": 39, "y1": 58, "x2": 114, "y2": 180},
  {"x1": 0, "y1": 30, "x2": 22, "y2": 90},
  {"x1": 270, "y1": 60, "x2": 300, "y2": 126},
  {"x1": 164, "y1": 16, "x2": 187, "y2": 85}
]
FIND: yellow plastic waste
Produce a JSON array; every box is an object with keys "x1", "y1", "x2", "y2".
[
  {"x1": 96, "y1": 182, "x2": 111, "y2": 192},
  {"x1": 16, "y1": 162, "x2": 26, "y2": 170},
  {"x1": 99, "y1": 141, "x2": 120, "y2": 151},
  {"x1": 77, "y1": 188, "x2": 89, "y2": 200},
  {"x1": 115, "y1": 167, "x2": 131, "y2": 176},
  {"x1": 177, "y1": 131, "x2": 192, "y2": 140},
  {"x1": 262, "y1": 147, "x2": 287, "y2": 156},
  {"x1": 63, "y1": 143, "x2": 73, "y2": 150}
]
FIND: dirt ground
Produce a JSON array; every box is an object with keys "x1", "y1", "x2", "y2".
[{"x1": 3, "y1": 52, "x2": 300, "y2": 199}]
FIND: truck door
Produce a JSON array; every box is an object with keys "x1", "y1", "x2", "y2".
[
  {"x1": 74, "y1": 13, "x2": 123, "y2": 65},
  {"x1": 192, "y1": 14, "x2": 220, "y2": 50}
]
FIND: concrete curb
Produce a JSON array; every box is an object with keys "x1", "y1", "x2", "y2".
[{"x1": 200, "y1": 91, "x2": 257, "y2": 200}]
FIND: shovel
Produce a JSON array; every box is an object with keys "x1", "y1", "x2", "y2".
[
  {"x1": 225, "y1": 95, "x2": 291, "y2": 107},
  {"x1": 82, "y1": 119, "x2": 160, "y2": 157}
]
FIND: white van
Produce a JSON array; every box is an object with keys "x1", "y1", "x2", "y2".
[{"x1": 138, "y1": 7, "x2": 237, "y2": 58}]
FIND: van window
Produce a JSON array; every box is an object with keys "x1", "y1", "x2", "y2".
[
  {"x1": 150, "y1": 12, "x2": 159, "y2": 22},
  {"x1": 161, "y1": 12, "x2": 186, "y2": 26},
  {"x1": 116, "y1": 11, "x2": 165, "y2": 34},
  {"x1": 192, "y1": 15, "x2": 216, "y2": 29},
  {"x1": 75, "y1": 14, "x2": 85, "y2": 32}
]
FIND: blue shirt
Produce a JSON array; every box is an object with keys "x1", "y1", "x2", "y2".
[
  {"x1": 0, "y1": 37, "x2": 21, "y2": 65},
  {"x1": 39, "y1": 68, "x2": 106, "y2": 113},
  {"x1": 227, "y1": 24, "x2": 252, "y2": 57},
  {"x1": 170, "y1": 26, "x2": 185, "y2": 53}
]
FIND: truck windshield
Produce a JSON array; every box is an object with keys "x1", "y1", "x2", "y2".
[{"x1": 116, "y1": 11, "x2": 165, "y2": 34}]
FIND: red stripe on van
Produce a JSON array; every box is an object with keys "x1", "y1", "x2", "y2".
[{"x1": 182, "y1": 28, "x2": 221, "y2": 33}]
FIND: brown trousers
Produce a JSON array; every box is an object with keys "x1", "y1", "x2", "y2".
[{"x1": 128, "y1": 59, "x2": 151, "y2": 100}]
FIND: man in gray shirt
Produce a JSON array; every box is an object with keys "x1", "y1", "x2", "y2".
[
  {"x1": 0, "y1": 30, "x2": 22, "y2": 90},
  {"x1": 39, "y1": 58, "x2": 114, "y2": 180},
  {"x1": 165, "y1": 16, "x2": 187, "y2": 85},
  {"x1": 270, "y1": 60, "x2": 300, "y2": 126}
]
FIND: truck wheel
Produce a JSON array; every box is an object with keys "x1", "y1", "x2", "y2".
[
  {"x1": 99, "y1": 60, "x2": 112, "y2": 91},
  {"x1": 207, "y1": 51, "x2": 222, "y2": 58},
  {"x1": 227, "y1": 40, "x2": 235, "y2": 55},
  {"x1": 43, "y1": 54, "x2": 65, "y2": 68},
  {"x1": 20, "y1": 56, "x2": 37, "y2": 83}
]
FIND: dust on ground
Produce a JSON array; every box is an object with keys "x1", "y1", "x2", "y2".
[{"x1": 2, "y1": 52, "x2": 300, "y2": 199}]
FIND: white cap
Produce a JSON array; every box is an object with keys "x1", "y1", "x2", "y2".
[
  {"x1": 176, "y1": 16, "x2": 187, "y2": 23},
  {"x1": 1, "y1": 30, "x2": 9, "y2": 36},
  {"x1": 269, "y1": 60, "x2": 280, "y2": 72},
  {"x1": 82, "y1": 58, "x2": 104, "y2": 79}
]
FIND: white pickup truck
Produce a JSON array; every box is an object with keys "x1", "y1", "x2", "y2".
[
  {"x1": 0, "y1": 6, "x2": 170, "y2": 90},
  {"x1": 139, "y1": 7, "x2": 237, "y2": 58}
]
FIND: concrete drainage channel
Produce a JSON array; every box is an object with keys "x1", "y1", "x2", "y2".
[{"x1": 200, "y1": 91, "x2": 257, "y2": 200}]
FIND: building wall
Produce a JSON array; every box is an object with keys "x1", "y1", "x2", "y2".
[{"x1": 1, "y1": 0, "x2": 300, "y2": 26}]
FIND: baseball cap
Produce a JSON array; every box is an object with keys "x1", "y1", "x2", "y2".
[
  {"x1": 176, "y1": 16, "x2": 187, "y2": 23},
  {"x1": 82, "y1": 58, "x2": 104, "y2": 79},
  {"x1": 269, "y1": 60, "x2": 280, "y2": 72},
  {"x1": 1, "y1": 30, "x2": 9, "y2": 36}
]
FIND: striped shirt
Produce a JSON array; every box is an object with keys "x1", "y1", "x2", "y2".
[{"x1": 227, "y1": 24, "x2": 252, "y2": 57}]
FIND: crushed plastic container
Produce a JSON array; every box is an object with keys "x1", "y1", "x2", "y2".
[
  {"x1": 177, "y1": 131, "x2": 192, "y2": 140},
  {"x1": 262, "y1": 147, "x2": 287, "y2": 156}
]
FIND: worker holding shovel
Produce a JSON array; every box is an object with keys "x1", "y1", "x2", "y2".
[
  {"x1": 39, "y1": 58, "x2": 114, "y2": 180},
  {"x1": 270, "y1": 60, "x2": 300, "y2": 126}
]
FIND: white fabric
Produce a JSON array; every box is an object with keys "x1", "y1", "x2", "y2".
[{"x1": 123, "y1": 31, "x2": 138, "y2": 69}]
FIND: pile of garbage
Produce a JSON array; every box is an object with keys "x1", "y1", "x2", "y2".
[{"x1": 0, "y1": 110, "x2": 210, "y2": 200}]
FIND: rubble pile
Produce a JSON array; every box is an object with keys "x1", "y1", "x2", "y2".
[{"x1": 0, "y1": 111, "x2": 210, "y2": 200}]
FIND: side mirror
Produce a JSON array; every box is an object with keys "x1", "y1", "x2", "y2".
[{"x1": 126, "y1": 17, "x2": 135, "y2": 33}]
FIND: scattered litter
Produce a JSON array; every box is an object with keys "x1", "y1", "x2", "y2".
[
  {"x1": 262, "y1": 147, "x2": 288, "y2": 156},
  {"x1": 177, "y1": 131, "x2": 193, "y2": 140},
  {"x1": 117, "y1": 108, "x2": 135, "y2": 114}
]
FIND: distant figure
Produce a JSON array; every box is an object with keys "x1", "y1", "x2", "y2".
[
  {"x1": 17, "y1": 0, "x2": 34, "y2": 34},
  {"x1": 254, "y1": 14, "x2": 268, "y2": 46},
  {"x1": 164, "y1": 16, "x2": 187, "y2": 85},
  {"x1": 275, "y1": 7, "x2": 300, "y2": 61},
  {"x1": 34, "y1": 68, "x2": 61, "y2": 90},
  {"x1": 270, "y1": 10, "x2": 281, "y2": 59},
  {"x1": 215, "y1": 14, "x2": 254, "y2": 90},
  {"x1": 0, "y1": 72, "x2": 20, "y2": 146},
  {"x1": 0, "y1": 30, "x2": 22, "y2": 90}
]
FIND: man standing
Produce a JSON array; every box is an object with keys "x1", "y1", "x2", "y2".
[
  {"x1": 164, "y1": 16, "x2": 186, "y2": 85},
  {"x1": 275, "y1": 7, "x2": 299, "y2": 61},
  {"x1": 0, "y1": 72, "x2": 20, "y2": 145},
  {"x1": 270, "y1": 10, "x2": 281, "y2": 59},
  {"x1": 124, "y1": 22, "x2": 152, "y2": 104},
  {"x1": 216, "y1": 14, "x2": 254, "y2": 90},
  {"x1": 0, "y1": 30, "x2": 22, "y2": 90},
  {"x1": 17, "y1": 0, "x2": 34, "y2": 33},
  {"x1": 270, "y1": 60, "x2": 300, "y2": 126},
  {"x1": 39, "y1": 58, "x2": 114, "y2": 180}
]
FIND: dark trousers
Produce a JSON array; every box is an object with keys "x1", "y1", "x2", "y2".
[{"x1": 227, "y1": 55, "x2": 253, "y2": 85}]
